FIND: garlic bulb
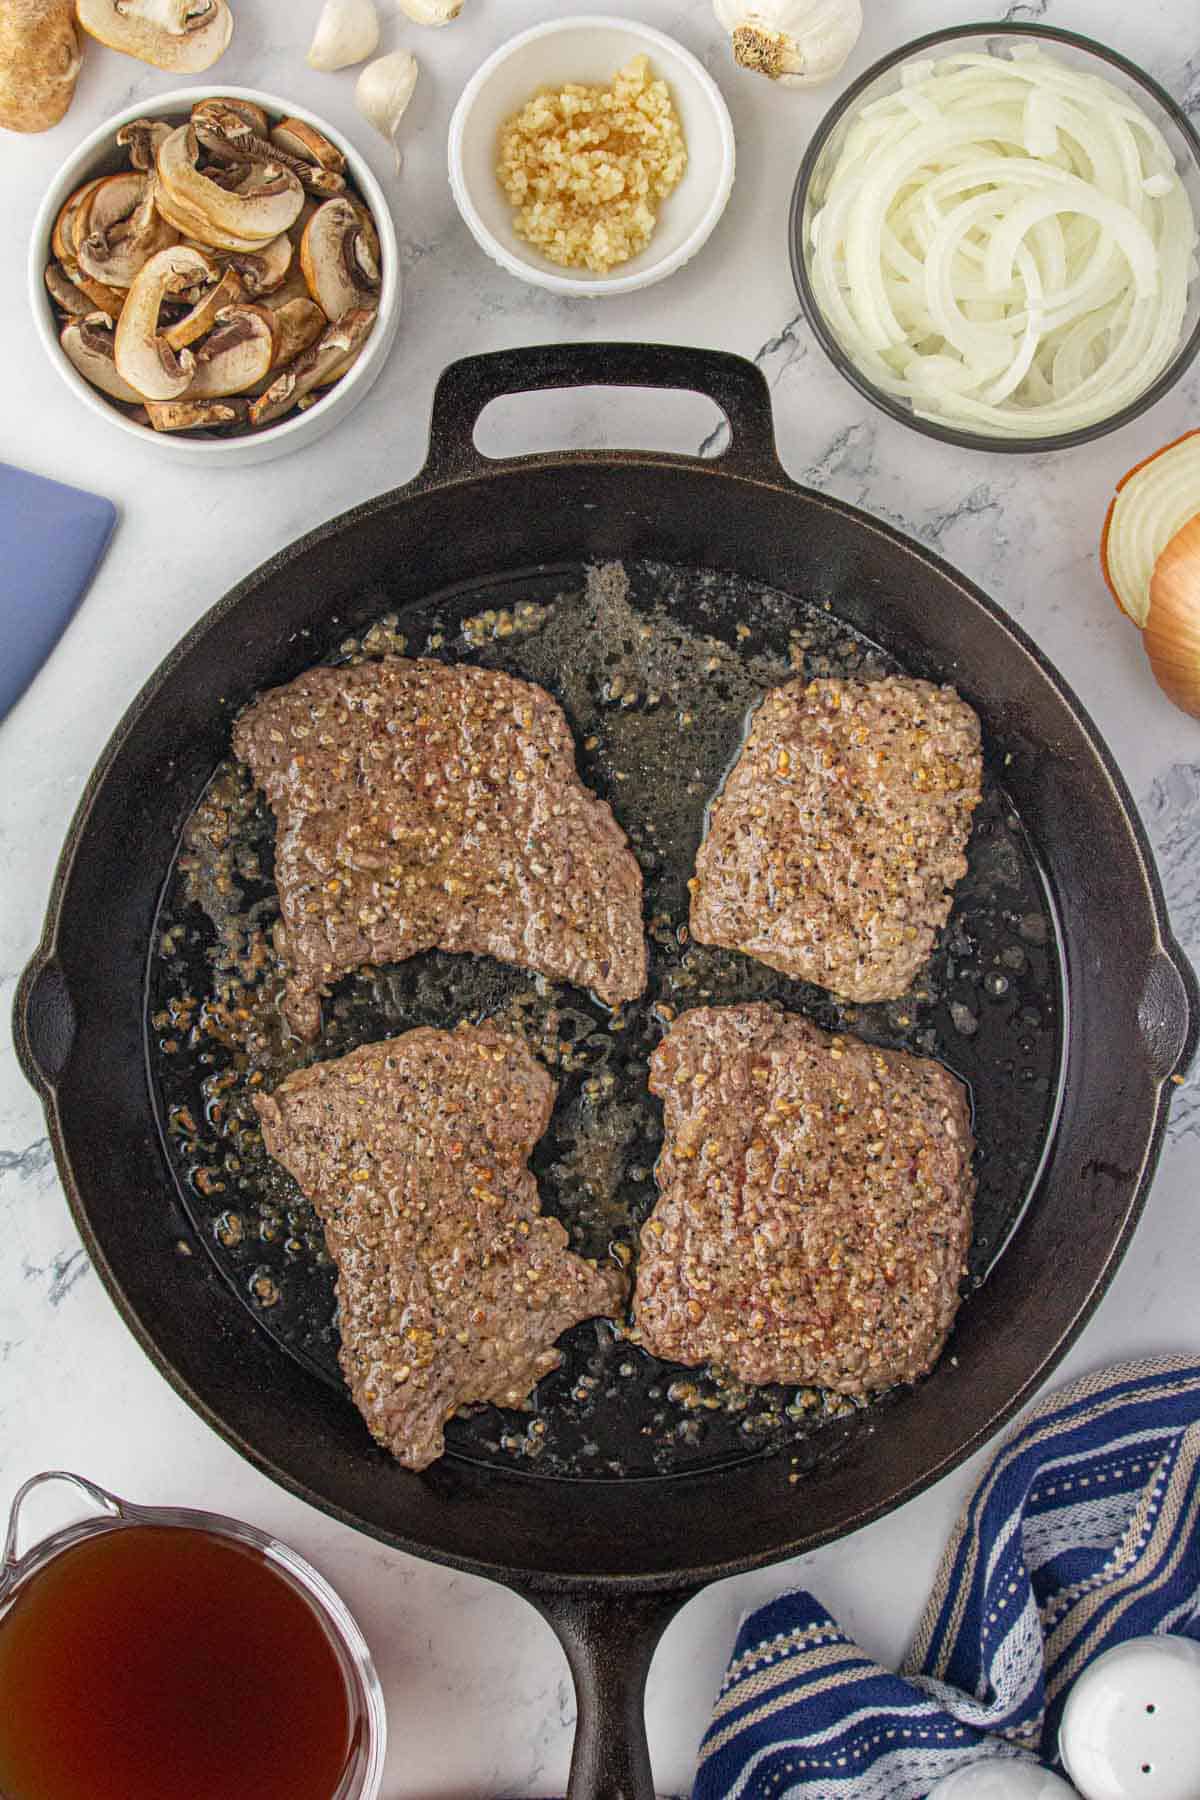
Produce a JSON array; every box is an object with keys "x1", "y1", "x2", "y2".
[
  {"x1": 356, "y1": 49, "x2": 418, "y2": 172},
  {"x1": 713, "y1": 0, "x2": 862, "y2": 87},
  {"x1": 308, "y1": 0, "x2": 379, "y2": 71},
  {"x1": 394, "y1": 0, "x2": 462, "y2": 23}
]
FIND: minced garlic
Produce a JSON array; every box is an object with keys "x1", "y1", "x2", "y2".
[{"x1": 496, "y1": 54, "x2": 687, "y2": 274}]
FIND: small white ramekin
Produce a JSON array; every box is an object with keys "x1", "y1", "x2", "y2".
[
  {"x1": 448, "y1": 15, "x2": 736, "y2": 299},
  {"x1": 29, "y1": 86, "x2": 402, "y2": 467}
]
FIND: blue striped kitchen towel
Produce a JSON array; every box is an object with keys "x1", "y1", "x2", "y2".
[{"x1": 695, "y1": 1356, "x2": 1200, "y2": 1799}]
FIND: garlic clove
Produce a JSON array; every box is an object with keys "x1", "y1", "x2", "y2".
[
  {"x1": 713, "y1": 0, "x2": 862, "y2": 88},
  {"x1": 393, "y1": 0, "x2": 462, "y2": 25},
  {"x1": 355, "y1": 49, "x2": 418, "y2": 174},
  {"x1": 308, "y1": 0, "x2": 379, "y2": 71},
  {"x1": 1145, "y1": 514, "x2": 1200, "y2": 719}
]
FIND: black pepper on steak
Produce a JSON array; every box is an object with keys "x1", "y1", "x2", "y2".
[
  {"x1": 232, "y1": 657, "x2": 648, "y2": 1041},
  {"x1": 690, "y1": 675, "x2": 983, "y2": 1002},
  {"x1": 634, "y1": 1004, "x2": 975, "y2": 1392},
  {"x1": 255, "y1": 1024, "x2": 626, "y2": 1471}
]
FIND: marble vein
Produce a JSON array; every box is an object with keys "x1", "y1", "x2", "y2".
[
  {"x1": 699, "y1": 310, "x2": 809, "y2": 458},
  {"x1": 21, "y1": 1246, "x2": 90, "y2": 1308},
  {"x1": 0, "y1": 1139, "x2": 53, "y2": 1183},
  {"x1": 1142, "y1": 762, "x2": 1200, "y2": 1145}
]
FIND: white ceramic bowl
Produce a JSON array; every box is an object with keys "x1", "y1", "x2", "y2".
[
  {"x1": 448, "y1": 15, "x2": 736, "y2": 298},
  {"x1": 29, "y1": 86, "x2": 402, "y2": 467}
]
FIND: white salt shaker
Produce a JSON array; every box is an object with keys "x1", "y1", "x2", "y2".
[
  {"x1": 926, "y1": 1762, "x2": 1078, "y2": 1797},
  {"x1": 1058, "y1": 1635, "x2": 1200, "y2": 1800}
]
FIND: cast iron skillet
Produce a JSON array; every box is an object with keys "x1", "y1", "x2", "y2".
[{"x1": 15, "y1": 345, "x2": 1197, "y2": 1800}]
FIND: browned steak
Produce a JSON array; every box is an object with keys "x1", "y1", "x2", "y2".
[
  {"x1": 690, "y1": 676, "x2": 982, "y2": 1003},
  {"x1": 255, "y1": 1023, "x2": 625, "y2": 1470},
  {"x1": 634, "y1": 1004, "x2": 974, "y2": 1392},
  {"x1": 233, "y1": 657, "x2": 647, "y2": 1040}
]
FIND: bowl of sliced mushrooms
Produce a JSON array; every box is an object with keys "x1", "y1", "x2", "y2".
[{"x1": 30, "y1": 86, "x2": 400, "y2": 463}]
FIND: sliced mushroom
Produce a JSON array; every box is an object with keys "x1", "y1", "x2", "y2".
[
  {"x1": 260, "y1": 265, "x2": 316, "y2": 311},
  {"x1": 163, "y1": 265, "x2": 244, "y2": 349},
  {"x1": 153, "y1": 168, "x2": 286, "y2": 253},
  {"x1": 61, "y1": 314, "x2": 146, "y2": 402},
  {"x1": 45, "y1": 262, "x2": 94, "y2": 317},
  {"x1": 76, "y1": 0, "x2": 234, "y2": 73},
  {"x1": 116, "y1": 117, "x2": 172, "y2": 170},
  {"x1": 192, "y1": 106, "x2": 346, "y2": 197},
  {"x1": 218, "y1": 231, "x2": 293, "y2": 296},
  {"x1": 76, "y1": 172, "x2": 178, "y2": 289},
  {"x1": 248, "y1": 305, "x2": 375, "y2": 427},
  {"x1": 52, "y1": 177, "x2": 106, "y2": 262},
  {"x1": 269, "y1": 118, "x2": 347, "y2": 194},
  {"x1": 192, "y1": 94, "x2": 267, "y2": 136},
  {"x1": 186, "y1": 303, "x2": 277, "y2": 397},
  {"x1": 71, "y1": 269, "x2": 129, "y2": 319},
  {"x1": 145, "y1": 396, "x2": 248, "y2": 431},
  {"x1": 72, "y1": 170, "x2": 142, "y2": 245},
  {"x1": 156, "y1": 124, "x2": 304, "y2": 250},
  {"x1": 114, "y1": 243, "x2": 215, "y2": 400},
  {"x1": 300, "y1": 197, "x2": 380, "y2": 321},
  {"x1": 264, "y1": 297, "x2": 325, "y2": 371}
]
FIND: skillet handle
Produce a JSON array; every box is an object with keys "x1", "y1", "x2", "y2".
[
  {"x1": 526, "y1": 1584, "x2": 699, "y2": 1800},
  {"x1": 420, "y1": 343, "x2": 785, "y2": 486}
]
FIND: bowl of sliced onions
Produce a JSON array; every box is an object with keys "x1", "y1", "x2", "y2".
[{"x1": 790, "y1": 24, "x2": 1200, "y2": 450}]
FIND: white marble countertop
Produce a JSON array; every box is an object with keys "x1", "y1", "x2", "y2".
[{"x1": 2, "y1": 1, "x2": 1198, "y2": 1794}]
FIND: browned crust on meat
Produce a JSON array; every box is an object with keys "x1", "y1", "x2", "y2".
[
  {"x1": 233, "y1": 657, "x2": 647, "y2": 1039},
  {"x1": 255, "y1": 1024, "x2": 626, "y2": 1470},
  {"x1": 689, "y1": 676, "x2": 983, "y2": 1002},
  {"x1": 634, "y1": 1004, "x2": 974, "y2": 1392}
]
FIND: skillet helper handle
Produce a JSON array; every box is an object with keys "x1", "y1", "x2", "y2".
[
  {"x1": 527, "y1": 1586, "x2": 697, "y2": 1800},
  {"x1": 422, "y1": 342, "x2": 785, "y2": 485},
  {"x1": 1138, "y1": 941, "x2": 1198, "y2": 1082},
  {"x1": 14, "y1": 951, "x2": 77, "y2": 1097}
]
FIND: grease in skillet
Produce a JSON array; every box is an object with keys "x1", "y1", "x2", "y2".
[{"x1": 149, "y1": 559, "x2": 1062, "y2": 1481}]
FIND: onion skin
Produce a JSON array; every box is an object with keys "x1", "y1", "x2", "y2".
[{"x1": 1144, "y1": 513, "x2": 1200, "y2": 720}]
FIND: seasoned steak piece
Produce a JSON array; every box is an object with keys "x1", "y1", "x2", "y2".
[
  {"x1": 690, "y1": 676, "x2": 983, "y2": 1003},
  {"x1": 634, "y1": 1004, "x2": 974, "y2": 1392},
  {"x1": 255, "y1": 1024, "x2": 625, "y2": 1471},
  {"x1": 233, "y1": 657, "x2": 647, "y2": 1040}
]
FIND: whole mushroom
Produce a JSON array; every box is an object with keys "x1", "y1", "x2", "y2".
[{"x1": 0, "y1": 0, "x2": 82, "y2": 133}]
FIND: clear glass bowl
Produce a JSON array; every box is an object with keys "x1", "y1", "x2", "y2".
[
  {"x1": 789, "y1": 23, "x2": 1200, "y2": 452},
  {"x1": 0, "y1": 1471, "x2": 386, "y2": 1800}
]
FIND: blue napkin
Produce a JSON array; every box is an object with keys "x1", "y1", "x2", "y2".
[
  {"x1": 697, "y1": 1357, "x2": 1200, "y2": 1798},
  {"x1": 0, "y1": 464, "x2": 117, "y2": 723}
]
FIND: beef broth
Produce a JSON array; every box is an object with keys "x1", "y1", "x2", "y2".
[{"x1": 0, "y1": 1526, "x2": 355, "y2": 1800}]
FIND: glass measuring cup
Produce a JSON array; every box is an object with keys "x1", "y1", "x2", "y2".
[{"x1": 0, "y1": 1470, "x2": 387, "y2": 1800}]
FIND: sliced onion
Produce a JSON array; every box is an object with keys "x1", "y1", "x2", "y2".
[
  {"x1": 1101, "y1": 430, "x2": 1200, "y2": 625},
  {"x1": 808, "y1": 44, "x2": 1198, "y2": 438}
]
